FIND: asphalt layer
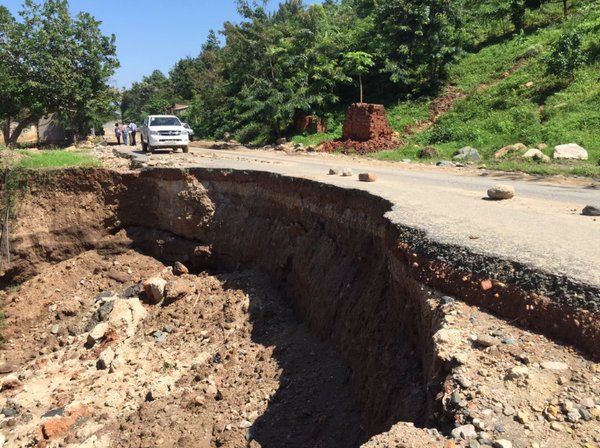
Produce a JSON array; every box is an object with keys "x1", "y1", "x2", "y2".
[{"x1": 114, "y1": 144, "x2": 600, "y2": 293}]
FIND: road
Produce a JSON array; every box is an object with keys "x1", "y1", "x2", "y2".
[{"x1": 116, "y1": 143, "x2": 600, "y2": 288}]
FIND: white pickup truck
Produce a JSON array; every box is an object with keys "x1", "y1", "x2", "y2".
[{"x1": 140, "y1": 115, "x2": 189, "y2": 153}]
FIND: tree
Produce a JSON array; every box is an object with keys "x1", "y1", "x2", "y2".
[
  {"x1": 0, "y1": 0, "x2": 119, "y2": 145},
  {"x1": 121, "y1": 70, "x2": 173, "y2": 123},
  {"x1": 343, "y1": 51, "x2": 374, "y2": 103},
  {"x1": 545, "y1": 29, "x2": 586, "y2": 80}
]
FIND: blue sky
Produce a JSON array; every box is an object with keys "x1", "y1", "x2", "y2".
[{"x1": 2, "y1": 0, "x2": 321, "y2": 89}]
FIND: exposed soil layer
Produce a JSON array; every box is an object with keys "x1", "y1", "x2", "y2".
[
  {"x1": 0, "y1": 167, "x2": 599, "y2": 448},
  {"x1": 320, "y1": 103, "x2": 401, "y2": 155}
]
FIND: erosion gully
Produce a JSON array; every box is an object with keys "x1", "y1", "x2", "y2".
[{"x1": 1, "y1": 167, "x2": 598, "y2": 443}]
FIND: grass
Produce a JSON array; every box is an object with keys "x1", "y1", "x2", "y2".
[
  {"x1": 13, "y1": 149, "x2": 100, "y2": 170},
  {"x1": 370, "y1": 1, "x2": 600, "y2": 179}
]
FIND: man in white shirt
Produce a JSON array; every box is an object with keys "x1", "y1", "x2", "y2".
[{"x1": 129, "y1": 122, "x2": 138, "y2": 146}]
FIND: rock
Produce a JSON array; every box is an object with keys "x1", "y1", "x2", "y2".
[
  {"x1": 493, "y1": 440, "x2": 513, "y2": 448},
  {"x1": 487, "y1": 184, "x2": 515, "y2": 200},
  {"x1": 1, "y1": 407, "x2": 17, "y2": 417},
  {"x1": 328, "y1": 168, "x2": 339, "y2": 175},
  {"x1": 143, "y1": 277, "x2": 167, "y2": 304},
  {"x1": 475, "y1": 335, "x2": 499, "y2": 348},
  {"x1": 540, "y1": 361, "x2": 569, "y2": 371},
  {"x1": 516, "y1": 411, "x2": 530, "y2": 424},
  {"x1": 108, "y1": 298, "x2": 147, "y2": 337},
  {"x1": 173, "y1": 261, "x2": 189, "y2": 276},
  {"x1": 582, "y1": 205, "x2": 600, "y2": 216},
  {"x1": 454, "y1": 147, "x2": 481, "y2": 162},
  {"x1": 165, "y1": 278, "x2": 192, "y2": 302},
  {"x1": 553, "y1": 143, "x2": 588, "y2": 160},
  {"x1": 0, "y1": 432, "x2": 5, "y2": 446},
  {"x1": 538, "y1": 143, "x2": 548, "y2": 150},
  {"x1": 50, "y1": 324, "x2": 60, "y2": 335},
  {"x1": 152, "y1": 331, "x2": 167, "y2": 343},
  {"x1": 275, "y1": 137, "x2": 287, "y2": 145},
  {"x1": 85, "y1": 322, "x2": 109, "y2": 348},
  {"x1": 418, "y1": 146, "x2": 439, "y2": 159},
  {"x1": 0, "y1": 375, "x2": 22, "y2": 392},
  {"x1": 503, "y1": 406, "x2": 515, "y2": 416},
  {"x1": 239, "y1": 420, "x2": 253, "y2": 429},
  {"x1": 522, "y1": 148, "x2": 550, "y2": 162},
  {"x1": 437, "y1": 160, "x2": 455, "y2": 167},
  {"x1": 96, "y1": 347, "x2": 115, "y2": 370},
  {"x1": 525, "y1": 81, "x2": 534, "y2": 88},
  {"x1": 451, "y1": 424, "x2": 477, "y2": 440},
  {"x1": 342, "y1": 168, "x2": 353, "y2": 177},
  {"x1": 494, "y1": 143, "x2": 527, "y2": 158},
  {"x1": 550, "y1": 422, "x2": 564, "y2": 431},
  {"x1": 506, "y1": 366, "x2": 529, "y2": 381},
  {"x1": 85, "y1": 300, "x2": 115, "y2": 332},
  {"x1": 359, "y1": 172, "x2": 377, "y2": 182},
  {"x1": 579, "y1": 398, "x2": 596, "y2": 409}
]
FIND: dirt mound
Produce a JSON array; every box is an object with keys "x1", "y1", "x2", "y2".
[{"x1": 320, "y1": 103, "x2": 401, "y2": 155}]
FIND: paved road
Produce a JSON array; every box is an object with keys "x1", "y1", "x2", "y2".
[{"x1": 118, "y1": 144, "x2": 600, "y2": 287}]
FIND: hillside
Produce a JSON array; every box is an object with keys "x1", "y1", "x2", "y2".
[{"x1": 293, "y1": 1, "x2": 600, "y2": 177}]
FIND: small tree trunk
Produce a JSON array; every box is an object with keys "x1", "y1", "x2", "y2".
[
  {"x1": 562, "y1": 0, "x2": 568, "y2": 17},
  {"x1": 7, "y1": 116, "x2": 37, "y2": 146},
  {"x1": 359, "y1": 74, "x2": 363, "y2": 103}
]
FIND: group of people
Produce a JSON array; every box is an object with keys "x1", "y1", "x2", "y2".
[{"x1": 114, "y1": 122, "x2": 138, "y2": 146}]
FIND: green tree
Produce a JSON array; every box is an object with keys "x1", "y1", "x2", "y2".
[
  {"x1": 121, "y1": 70, "x2": 173, "y2": 123},
  {"x1": 343, "y1": 51, "x2": 374, "y2": 103},
  {"x1": 0, "y1": 0, "x2": 118, "y2": 145},
  {"x1": 545, "y1": 29, "x2": 586, "y2": 80}
]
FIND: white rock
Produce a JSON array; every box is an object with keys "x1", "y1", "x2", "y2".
[
  {"x1": 487, "y1": 184, "x2": 515, "y2": 200},
  {"x1": 108, "y1": 298, "x2": 147, "y2": 337},
  {"x1": 540, "y1": 361, "x2": 569, "y2": 371},
  {"x1": 144, "y1": 277, "x2": 167, "y2": 304},
  {"x1": 97, "y1": 347, "x2": 115, "y2": 370},
  {"x1": 0, "y1": 432, "x2": 6, "y2": 446},
  {"x1": 88, "y1": 322, "x2": 109, "y2": 343},
  {"x1": 506, "y1": 366, "x2": 530, "y2": 381},
  {"x1": 553, "y1": 143, "x2": 588, "y2": 160},
  {"x1": 451, "y1": 424, "x2": 477, "y2": 440},
  {"x1": 342, "y1": 168, "x2": 353, "y2": 177},
  {"x1": 523, "y1": 148, "x2": 550, "y2": 162}
]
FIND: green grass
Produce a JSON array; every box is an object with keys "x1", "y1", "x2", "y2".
[
  {"x1": 15, "y1": 149, "x2": 100, "y2": 170},
  {"x1": 291, "y1": 130, "x2": 341, "y2": 147},
  {"x1": 370, "y1": 2, "x2": 600, "y2": 178}
]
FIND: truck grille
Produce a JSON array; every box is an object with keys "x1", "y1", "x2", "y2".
[{"x1": 158, "y1": 130, "x2": 181, "y2": 136}]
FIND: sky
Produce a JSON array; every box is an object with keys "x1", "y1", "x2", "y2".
[{"x1": 2, "y1": 0, "x2": 321, "y2": 89}]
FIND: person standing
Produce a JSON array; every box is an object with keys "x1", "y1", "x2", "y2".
[
  {"x1": 121, "y1": 123, "x2": 129, "y2": 145},
  {"x1": 129, "y1": 121, "x2": 137, "y2": 146},
  {"x1": 114, "y1": 123, "x2": 121, "y2": 145}
]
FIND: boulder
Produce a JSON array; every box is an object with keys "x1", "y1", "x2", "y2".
[
  {"x1": 453, "y1": 147, "x2": 481, "y2": 162},
  {"x1": 358, "y1": 172, "x2": 377, "y2": 182},
  {"x1": 85, "y1": 322, "x2": 109, "y2": 348},
  {"x1": 342, "y1": 168, "x2": 353, "y2": 177},
  {"x1": 451, "y1": 424, "x2": 477, "y2": 440},
  {"x1": 553, "y1": 143, "x2": 588, "y2": 160},
  {"x1": 487, "y1": 184, "x2": 515, "y2": 200},
  {"x1": 494, "y1": 143, "x2": 527, "y2": 159},
  {"x1": 537, "y1": 143, "x2": 548, "y2": 150},
  {"x1": 523, "y1": 148, "x2": 550, "y2": 162}
]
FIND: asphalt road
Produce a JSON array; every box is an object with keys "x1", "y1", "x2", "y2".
[{"x1": 119, "y1": 144, "x2": 600, "y2": 288}]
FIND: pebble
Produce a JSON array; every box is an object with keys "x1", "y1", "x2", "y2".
[
  {"x1": 506, "y1": 366, "x2": 529, "y2": 381},
  {"x1": 476, "y1": 335, "x2": 499, "y2": 348},
  {"x1": 328, "y1": 168, "x2": 339, "y2": 175},
  {"x1": 153, "y1": 331, "x2": 167, "y2": 343},
  {"x1": 503, "y1": 406, "x2": 515, "y2": 416},
  {"x1": 493, "y1": 440, "x2": 512, "y2": 448},
  {"x1": 567, "y1": 409, "x2": 581, "y2": 423},
  {"x1": 495, "y1": 424, "x2": 506, "y2": 434},
  {"x1": 550, "y1": 422, "x2": 564, "y2": 431},
  {"x1": 50, "y1": 324, "x2": 60, "y2": 335},
  {"x1": 342, "y1": 168, "x2": 353, "y2": 177},
  {"x1": 173, "y1": 261, "x2": 189, "y2": 276},
  {"x1": 239, "y1": 420, "x2": 252, "y2": 429},
  {"x1": 516, "y1": 410, "x2": 529, "y2": 424}
]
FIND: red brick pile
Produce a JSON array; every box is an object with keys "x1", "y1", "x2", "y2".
[{"x1": 320, "y1": 103, "x2": 401, "y2": 155}]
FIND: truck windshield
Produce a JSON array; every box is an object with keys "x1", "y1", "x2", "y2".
[{"x1": 150, "y1": 117, "x2": 181, "y2": 126}]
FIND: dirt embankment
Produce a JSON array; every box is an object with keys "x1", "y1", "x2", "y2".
[{"x1": 0, "y1": 168, "x2": 599, "y2": 448}]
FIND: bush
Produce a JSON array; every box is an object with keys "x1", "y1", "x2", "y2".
[{"x1": 545, "y1": 30, "x2": 586, "y2": 79}]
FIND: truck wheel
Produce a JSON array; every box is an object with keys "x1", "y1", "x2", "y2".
[{"x1": 182, "y1": 146, "x2": 189, "y2": 154}]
